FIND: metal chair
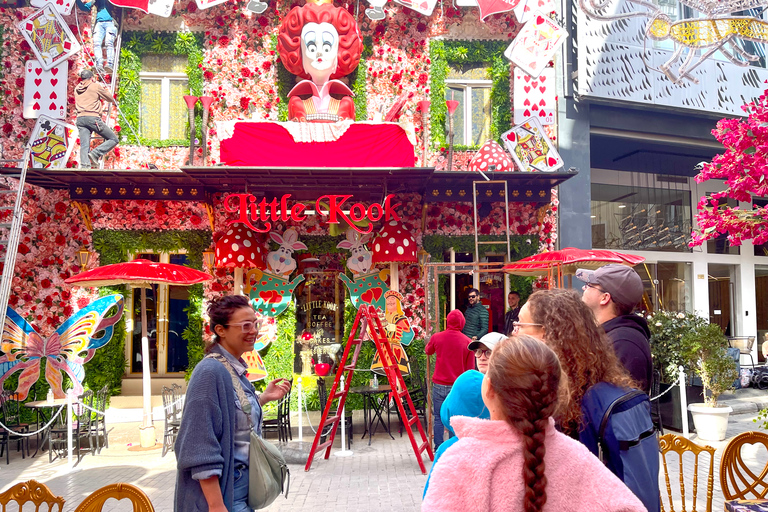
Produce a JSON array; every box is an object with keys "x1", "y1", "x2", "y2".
[
  {"x1": 720, "y1": 431, "x2": 768, "y2": 500},
  {"x1": 161, "y1": 386, "x2": 181, "y2": 457},
  {"x1": 0, "y1": 391, "x2": 30, "y2": 463},
  {"x1": 659, "y1": 433, "x2": 715, "y2": 512},
  {"x1": 74, "y1": 482, "x2": 154, "y2": 512},
  {"x1": 0, "y1": 479, "x2": 65, "y2": 512},
  {"x1": 317, "y1": 377, "x2": 352, "y2": 449},
  {"x1": 92, "y1": 384, "x2": 110, "y2": 453},
  {"x1": 728, "y1": 336, "x2": 757, "y2": 369},
  {"x1": 48, "y1": 390, "x2": 95, "y2": 464}
]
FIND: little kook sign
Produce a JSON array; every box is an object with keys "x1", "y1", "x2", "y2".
[{"x1": 224, "y1": 193, "x2": 401, "y2": 234}]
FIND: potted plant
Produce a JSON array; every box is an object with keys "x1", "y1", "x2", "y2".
[
  {"x1": 681, "y1": 323, "x2": 739, "y2": 441},
  {"x1": 648, "y1": 310, "x2": 707, "y2": 431}
]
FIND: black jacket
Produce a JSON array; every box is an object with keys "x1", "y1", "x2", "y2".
[
  {"x1": 504, "y1": 307, "x2": 520, "y2": 336},
  {"x1": 602, "y1": 314, "x2": 652, "y2": 395},
  {"x1": 462, "y1": 302, "x2": 489, "y2": 340}
]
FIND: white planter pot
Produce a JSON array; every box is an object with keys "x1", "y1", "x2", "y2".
[{"x1": 688, "y1": 403, "x2": 732, "y2": 441}]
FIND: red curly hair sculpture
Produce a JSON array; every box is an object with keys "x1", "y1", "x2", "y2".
[{"x1": 277, "y1": 1, "x2": 362, "y2": 122}]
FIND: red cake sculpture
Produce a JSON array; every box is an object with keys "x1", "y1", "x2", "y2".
[{"x1": 277, "y1": 0, "x2": 363, "y2": 122}]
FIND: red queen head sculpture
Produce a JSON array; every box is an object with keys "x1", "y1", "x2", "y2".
[{"x1": 277, "y1": 0, "x2": 362, "y2": 123}]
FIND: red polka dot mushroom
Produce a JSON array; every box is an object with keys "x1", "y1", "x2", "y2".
[
  {"x1": 215, "y1": 224, "x2": 266, "y2": 295},
  {"x1": 371, "y1": 221, "x2": 417, "y2": 292},
  {"x1": 468, "y1": 140, "x2": 514, "y2": 172}
]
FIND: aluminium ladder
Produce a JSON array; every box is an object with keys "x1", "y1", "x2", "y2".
[
  {"x1": 97, "y1": 8, "x2": 125, "y2": 170},
  {"x1": 472, "y1": 179, "x2": 512, "y2": 263},
  {"x1": 304, "y1": 304, "x2": 434, "y2": 474}
]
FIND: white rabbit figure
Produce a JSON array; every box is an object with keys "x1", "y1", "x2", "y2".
[
  {"x1": 336, "y1": 228, "x2": 373, "y2": 275},
  {"x1": 267, "y1": 228, "x2": 307, "y2": 276}
]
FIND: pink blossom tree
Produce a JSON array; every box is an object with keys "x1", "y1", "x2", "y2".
[{"x1": 691, "y1": 89, "x2": 768, "y2": 247}]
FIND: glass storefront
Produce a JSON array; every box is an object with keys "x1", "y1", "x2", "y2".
[{"x1": 634, "y1": 262, "x2": 692, "y2": 314}]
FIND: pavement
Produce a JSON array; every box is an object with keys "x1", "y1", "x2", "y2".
[{"x1": 0, "y1": 389, "x2": 765, "y2": 511}]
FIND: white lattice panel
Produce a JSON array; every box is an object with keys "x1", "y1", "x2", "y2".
[
  {"x1": 651, "y1": 50, "x2": 711, "y2": 110},
  {"x1": 577, "y1": 0, "x2": 646, "y2": 46},
  {"x1": 578, "y1": 38, "x2": 654, "y2": 102}
]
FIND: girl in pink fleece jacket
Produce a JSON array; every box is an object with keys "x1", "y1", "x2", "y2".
[{"x1": 422, "y1": 334, "x2": 647, "y2": 512}]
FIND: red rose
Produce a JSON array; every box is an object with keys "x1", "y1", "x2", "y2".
[
  {"x1": 241, "y1": 67, "x2": 252, "y2": 78},
  {"x1": 156, "y1": 203, "x2": 167, "y2": 216},
  {"x1": 204, "y1": 71, "x2": 214, "y2": 80},
  {"x1": 416, "y1": 22, "x2": 427, "y2": 32},
  {"x1": 8, "y1": 296, "x2": 18, "y2": 306},
  {"x1": 211, "y1": 282, "x2": 225, "y2": 292},
  {"x1": 257, "y1": 15, "x2": 268, "y2": 27},
  {"x1": 239, "y1": 96, "x2": 250, "y2": 111},
  {"x1": 418, "y1": 73, "x2": 428, "y2": 85},
  {"x1": 55, "y1": 201, "x2": 67, "y2": 213},
  {"x1": 20, "y1": 41, "x2": 30, "y2": 51},
  {"x1": 55, "y1": 235, "x2": 66, "y2": 246},
  {"x1": 102, "y1": 203, "x2": 113, "y2": 214},
  {"x1": 14, "y1": 77, "x2": 24, "y2": 88},
  {"x1": 36, "y1": 212, "x2": 46, "y2": 223},
  {"x1": 261, "y1": 61, "x2": 271, "y2": 71},
  {"x1": 190, "y1": 215, "x2": 202, "y2": 226},
  {"x1": 41, "y1": 279, "x2": 51, "y2": 288},
  {"x1": 391, "y1": 73, "x2": 401, "y2": 84},
  {"x1": 187, "y1": 1, "x2": 197, "y2": 12},
  {"x1": 61, "y1": 290, "x2": 71, "y2": 300},
  {"x1": 218, "y1": 36, "x2": 230, "y2": 47},
  {"x1": 18, "y1": 243, "x2": 29, "y2": 255},
  {"x1": 77, "y1": 297, "x2": 90, "y2": 309},
  {"x1": 1, "y1": 123, "x2": 11, "y2": 135},
  {"x1": 64, "y1": 305, "x2": 73, "y2": 316},
  {"x1": 43, "y1": 296, "x2": 53, "y2": 307}
]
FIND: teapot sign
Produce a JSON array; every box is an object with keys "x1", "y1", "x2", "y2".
[{"x1": 223, "y1": 193, "x2": 401, "y2": 234}]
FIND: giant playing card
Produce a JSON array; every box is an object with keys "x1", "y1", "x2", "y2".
[
  {"x1": 393, "y1": 0, "x2": 438, "y2": 15},
  {"x1": 23, "y1": 60, "x2": 67, "y2": 120},
  {"x1": 17, "y1": 5, "x2": 80, "y2": 71},
  {"x1": 28, "y1": 115, "x2": 77, "y2": 169},
  {"x1": 502, "y1": 117, "x2": 563, "y2": 173},
  {"x1": 30, "y1": 0, "x2": 74, "y2": 16},
  {"x1": 514, "y1": 67, "x2": 555, "y2": 125},
  {"x1": 504, "y1": 13, "x2": 567, "y2": 78}
]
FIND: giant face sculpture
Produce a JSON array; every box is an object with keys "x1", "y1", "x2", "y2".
[{"x1": 277, "y1": 1, "x2": 362, "y2": 122}]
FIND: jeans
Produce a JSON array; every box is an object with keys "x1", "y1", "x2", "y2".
[
  {"x1": 92, "y1": 20, "x2": 117, "y2": 68},
  {"x1": 432, "y1": 383, "x2": 452, "y2": 449},
  {"x1": 76, "y1": 116, "x2": 118, "y2": 166},
  {"x1": 233, "y1": 464, "x2": 252, "y2": 512}
]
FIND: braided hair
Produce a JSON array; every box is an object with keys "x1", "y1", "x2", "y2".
[
  {"x1": 205, "y1": 295, "x2": 251, "y2": 353},
  {"x1": 486, "y1": 334, "x2": 564, "y2": 512}
]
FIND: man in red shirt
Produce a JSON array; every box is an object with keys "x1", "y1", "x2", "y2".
[{"x1": 425, "y1": 310, "x2": 475, "y2": 449}]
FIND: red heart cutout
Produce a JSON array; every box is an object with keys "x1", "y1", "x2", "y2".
[
  {"x1": 258, "y1": 290, "x2": 281, "y2": 304},
  {"x1": 539, "y1": 75, "x2": 547, "y2": 83},
  {"x1": 536, "y1": 15, "x2": 545, "y2": 24},
  {"x1": 523, "y1": 98, "x2": 531, "y2": 106},
  {"x1": 370, "y1": 287, "x2": 383, "y2": 302},
  {"x1": 538, "y1": 0, "x2": 544, "y2": 5},
  {"x1": 524, "y1": 75, "x2": 531, "y2": 83},
  {"x1": 35, "y1": 68, "x2": 42, "y2": 76},
  {"x1": 540, "y1": 86, "x2": 546, "y2": 93},
  {"x1": 51, "y1": 79, "x2": 58, "y2": 86},
  {"x1": 33, "y1": 91, "x2": 41, "y2": 99},
  {"x1": 361, "y1": 289, "x2": 375, "y2": 304},
  {"x1": 531, "y1": 82, "x2": 538, "y2": 88},
  {"x1": 64, "y1": 42, "x2": 71, "y2": 50},
  {"x1": 49, "y1": 91, "x2": 57, "y2": 99},
  {"x1": 56, "y1": 0, "x2": 63, "y2": 4},
  {"x1": 547, "y1": 157, "x2": 557, "y2": 166},
  {"x1": 539, "y1": 110, "x2": 547, "y2": 117},
  {"x1": 524, "y1": 85, "x2": 531, "y2": 93},
  {"x1": 539, "y1": 99, "x2": 546, "y2": 106},
  {"x1": 33, "y1": 102, "x2": 40, "y2": 110},
  {"x1": 531, "y1": 104, "x2": 539, "y2": 111},
  {"x1": 49, "y1": 102, "x2": 57, "y2": 110},
  {"x1": 523, "y1": 109, "x2": 531, "y2": 117},
  {"x1": 26, "y1": 23, "x2": 33, "y2": 31},
  {"x1": 506, "y1": 132, "x2": 516, "y2": 141},
  {"x1": 34, "y1": 79, "x2": 41, "y2": 87},
  {"x1": 51, "y1": 68, "x2": 59, "y2": 76}
]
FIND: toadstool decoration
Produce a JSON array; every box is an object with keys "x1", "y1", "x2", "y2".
[
  {"x1": 371, "y1": 221, "x2": 417, "y2": 293},
  {"x1": 469, "y1": 140, "x2": 514, "y2": 173},
  {"x1": 215, "y1": 224, "x2": 266, "y2": 295}
]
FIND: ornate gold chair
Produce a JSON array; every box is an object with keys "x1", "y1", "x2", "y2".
[
  {"x1": 659, "y1": 433, "x2": 716, "y2": 512},
  {"x1": 0, "y1": 479, "x2": 65, "y2": 512},
  {"x1": 720, "y1": 431, "x2": 768, "y2": 500},
  {"x1": 74, "y1": 483, "x2": 155, "y2": 512}
]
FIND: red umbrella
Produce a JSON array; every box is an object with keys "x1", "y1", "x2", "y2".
[
  {"x1": 503, "y1": 247, "x2": 645, "y2": 277},
  {"x1": 66, "y1": 259, "x2": 211, "y2": 448}
]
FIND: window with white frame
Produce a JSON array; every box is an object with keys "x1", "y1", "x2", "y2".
[
  {"x1": 445, "y1": 64, "x2": 492, "y2": 148},
  {"x1": 139, "y1": 55, "x2": 189, "y2": 141}
]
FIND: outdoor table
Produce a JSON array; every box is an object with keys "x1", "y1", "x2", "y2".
[
  {"x1": 725, "y1": 499, "x2": 768, "y2": 511},
  {"x1": 349, "y1": 384, "x2": 394, "y2": 446},
  {"x1": 24, "y1": 399, "x2": 68, "y2": 457}
]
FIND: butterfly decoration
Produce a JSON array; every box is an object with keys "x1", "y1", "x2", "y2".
[{"x1": 0, "y1": 294, "x2": 124, "y2": 400}]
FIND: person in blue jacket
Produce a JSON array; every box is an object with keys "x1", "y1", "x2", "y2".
[
  {"x1": 76, "y1": 0, "x2": 118, "y2": 74},
  {"x1": 424, "y1": 369, "x2": 490, "y2": 496}
]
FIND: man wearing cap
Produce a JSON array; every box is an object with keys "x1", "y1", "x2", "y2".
[
  {"x1": 578, "y1": 264, "x2": 652, "y2": 394},
  {"x1": 468, "y1": 331, "x2": 506, "y2": 375},
  {"x1": 424, "y1": 310, "x2": 475, "y2": 449},
  {"x1": 74, "y1": 69, "x2": 118, "y2": 168}
]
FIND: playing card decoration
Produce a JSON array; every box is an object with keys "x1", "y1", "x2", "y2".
[
  {"x1": 469, "y1": 140, "x2": 515, "y2": 173},
  {"x1": 30, "y1": 0, "x2": 74, "y2": 16},
  {"x1": 477, "y1": 0, "x2": 520, "y2": 22},
  {"x1": 514, "y1": 67, "x2": 555, "y2": 126},
  {"x1": 107, "y1": 0, "x2": 173, "y2": 16},
  {"x1": 514, "y1": 0, "x2": 555, "y2": 24},
  {"x1": 23, "y1": 60, "x2": 67, "y2": 120},
  {"x1": 393, "y1": 0, "x2": 438, "y2": 16},
  {"x1": 17, "y1": 5, "x2": 81, "y2": 71},
  {"x1": 193, "y1": 0, "x2": 230, "y2": 10},
  {"x1": 502, "y1": 117, "x2": 564, "y2": 173},
  {"x1": 504, "y1": 12, "x2": 567, "y2": 78},
  {"x1": 28, "y1": 115, "x2": 77, "y2": 169}
]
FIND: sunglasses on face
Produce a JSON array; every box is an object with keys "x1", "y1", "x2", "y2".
[
  {"x1": 468, "y1": 295, "x2": 478, "y2": 299},
  {"x1": 512, "y1": 321, "x2": 543, "y2": 333},
  {"x1": 226, "y1": 320, "x2": 259, "y2": 333}
]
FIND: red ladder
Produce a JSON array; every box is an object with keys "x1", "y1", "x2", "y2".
[{"x1": 304, "y1": 304, "x2": 434, "y2": 474}]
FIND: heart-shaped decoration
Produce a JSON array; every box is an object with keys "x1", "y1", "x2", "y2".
[
  {"x1": 506, "y1": 132, "x2": 517, "y2": 142},
  {"x1": 539, "y1": 109, "x2": 547, "y2": 117},
  {"x1": 361, "y1": 287, "x2": 384, "y2": 304},
  {"x1": 51, "y1": 79, "x2": 58, "y2": 86},
  {"x1": 524, "y1": 109, "x2": 531, "y2": 117},
  {"x1": 33, "y1": 91, "x2": 41, "y2": 99},
  {"x1": 32, "y1": 102, "x2": 40, "y2": 110},
  {"x1": 540, "y1": 86, "x2": 546, "y2": 93},
  {"x1": 49, "y1": 91, "x2": 57, "y2": 99},
  {"x1": 524, "y1": 85, "x2": 531, "y2": 93},
  {"x1": 530, "y1": 61, "x2": 537, "y2": 70},
  {"x1": 56, "y1": 0, "x2": 63, "y2": 4},
  {"x1": 51, "y1": 68, "x2": 59, "y2": 76},
  {"x1": 34, "y1": 79, "x2": 41, "y2": 87},
  {"x1": 547, "y1": 157, "x2": 558, "y2": 166},
  {"x1": 532, "y1": 82, "x2": 538, "y2": 89},
  {"x1": 523, "y1": 98, "x2": 531, "y2": 106},
  {"x1": 531, "y1": 104, "x2": 539, "y2": 111},
  {"x1": 536, "y1": 15, "x2": 545, "y2": 24},
  {"x1": 539, "y1": 99, "x2": 546, "y2": 106},
  {"x1": 538, "y1": 0, "x2": 545, "y2": 5},
  {"x1": 539, "y1": 75, "x2": 547, "y2": 83},
  {"x1": 524, "y1": 75, "x2": 531, "y2": 83},
  {"x1": 259, "y1": 290, "x2": 280, "y2": 304},
  {"x1": 35, "y1": 68, "x2": 42, "y2": 76},
  {"x1": 48, "y1": 101, "x2": 57, "y2": 110}
]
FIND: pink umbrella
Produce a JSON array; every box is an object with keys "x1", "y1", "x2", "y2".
[
  {"x1": 503, "y1": 247, "x2": 644, "y2": 277},
  {"x1": 66, "y1": 258, "x2": 211, "y2": 448}
]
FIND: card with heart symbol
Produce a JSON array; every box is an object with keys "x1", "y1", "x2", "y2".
[
  {"x1": 514, "y1": 0, "x2": 555, "y2": 23},
  {"x1": 29, "y1": 0, "x2": 74, "y2": 16},
  {"x1": 393, "y1": 0, "x2": 438, "y2": 16},
  {"x1": 514, "y1": 67, "x2": 555, "y2": 126},
  {"x1": 17, "y1": 5, "x2": 80, "y2": 71},
  {"x1": 23, "y1": 59, "x2": 67, "y2": 120},
  {"x1": 476, "y1": 0, "x2": 520, "y2": 21},
  {"x1": 106, "y1": 0, "x2": 173, "y2": 16},
  {"x1": 27, "y1": 115, "x2": 77, "y2": 170},
  {"x1": 504, "y1": 12, "x2": 567, "y2": 78},
  {"x1": 194, "y1": 0, "x2": 230, "y2": 10},
  {"x1": 502, "y1": 117, "x2": 564, "y2": 173}
]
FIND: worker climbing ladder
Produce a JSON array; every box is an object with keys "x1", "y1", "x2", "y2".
[{"x1": 305, "y1": 304, "x2": 434, "y2": 474}]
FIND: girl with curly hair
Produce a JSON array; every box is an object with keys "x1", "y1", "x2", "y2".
[
  {"x1": 422, "y1": 334, "x2": 645, "y2": 512},
  {"x1": 515, "y1": 288, "x2": 637, "y2": 436}
]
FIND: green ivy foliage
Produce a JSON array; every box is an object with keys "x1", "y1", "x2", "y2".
[
  {"x1": 422, "y1": 234, "x2": 538, "y2": 262},
  {"x1": 92, "y1": 229, "x2": 211, "y2": 389},
  {"x1": 429, "y1": 40, "x2": 511, "y2": 150},
  {"x1": 117, "y1": 31, "x2": 204, "y2": 147}
]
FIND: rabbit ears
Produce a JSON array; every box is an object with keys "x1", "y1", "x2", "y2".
[
  {"x1": 270, "y1": 228, "x2": 308, "y2": 251},
  {"x1": 336, "y1": 228, "x2": 372, "y2": 249}
]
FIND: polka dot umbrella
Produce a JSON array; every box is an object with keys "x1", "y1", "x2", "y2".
[
  {"x1": 215, "y1": 224, "x2": 266, "y2": 295},
  {"x1": 371, "y1": 221, "x2": 417, "y2": 292}
]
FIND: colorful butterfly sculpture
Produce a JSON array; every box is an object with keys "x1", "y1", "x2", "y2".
[{"x1": 0, "y1": 294, "x2": 124, "y2": 399}]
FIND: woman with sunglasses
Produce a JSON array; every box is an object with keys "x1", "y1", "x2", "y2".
[{"x1": 175, "y1": 295, "x2": 291, "y2": 512}]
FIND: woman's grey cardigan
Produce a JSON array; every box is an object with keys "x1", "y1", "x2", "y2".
[{"x1": 174, "y1": 357, "x2": 240, "y2": 511}]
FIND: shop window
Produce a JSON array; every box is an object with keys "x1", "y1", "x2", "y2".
[
  {"x1": 445, "y1": 65, "x2": 491, "y2": 148},
  {"x1": 139, "y1": 55, "x2": 189, "y2": 141},
  {"x1": 756, "y1": 265, "x2": 768, "y2": 362},
  {"x1": 591, "y1": 179, "x2": 692, "y2": 252},
  {"x1": 129, "y1": 252, "x2": 190, "y2": 375},
  {"x1": 634, "y1": 262, "x2": 692, "y2": 314},
  {"x1": 755, "y1": 198, "x2": 768, "y2": 256},
  {"x1": 706, "y1": 196, "x2": 740, "y2": 255}
]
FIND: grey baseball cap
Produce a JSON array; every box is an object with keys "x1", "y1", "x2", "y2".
[
  {"x1": 576, "y1": 264, "x2": 644, "y2": 308},
  {"x1": 468, "y1": 332, "x2": 507, "y2": 352},
  {"x1": 79, "y1": 69, "x2": 93, "y2": 80}
]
